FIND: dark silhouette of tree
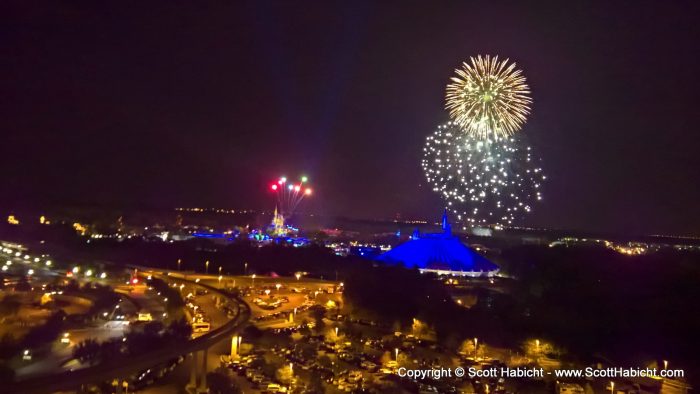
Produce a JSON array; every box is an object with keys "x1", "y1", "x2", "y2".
[
  {"x1": 298, "y1": 342, "x2": 317, "y2": 360},
  {"x1": 143, "y1": 321, "x2": 164, "y2": 337},
  {"x1": 241, "y1": 324, "x2": 262, "y2": 340},
  {"x1": 207, "y1": 368, "x2": 241, "y2": 394},
  {"x1": 99, "y1": 339, "x2": 123, "y2": 360},
  {"x1": 0, "y1": 334, "x2": 18, "y2": 358},
  {"x1": 0, "y1": 295, "x2": 21, "y2": 317},
  {"x1": 22, "y1": 310, "x2": 65, "y2": 348},
  {"x1": 309, "y1": 305, "x2": 326, "y2": 329},
  {"x1": 14, "y1": 276, "x2": 31, "y2": 292},
  {"x1": 148, "y1": 277, "x2": 185, "y2": 312},
  {"x1": 0, "y1": 362, "x2": 15, "y2": 384},
  {"x1": 64, "y1": 279, "x2": 80, "y2": 292},
  {"x1": 73, "y1": 339, "x2": 101, "y2": 364},
  {"x1": 167, "y1": 318, "x2": 192, "y2": 340},
  {"x1": 85, "y1": 284, "x2": 120, "y2": 317},
  {"x1": 308, "y1": 369, "x2": 325, "y2": 393}
]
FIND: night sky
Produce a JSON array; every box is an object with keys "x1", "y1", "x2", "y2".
[{"x1": 2, "y1": 2, "x2": 699, "y2": 235}]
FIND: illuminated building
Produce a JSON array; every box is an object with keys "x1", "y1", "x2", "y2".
[
  {"x1": 271, "y1": 206, "x2": 286, "y2": 236},
  {"x1": 376, "y1": 211, "x2": 498, "y2": 277}
]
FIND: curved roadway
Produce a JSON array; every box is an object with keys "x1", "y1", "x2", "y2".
[{"x1": 8, "y1": 273, "x2": 250, "y2": 394}]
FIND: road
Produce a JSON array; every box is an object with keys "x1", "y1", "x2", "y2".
[
  {"x1": 139, "y1": 273, "x2": 340, "y2": 393},
  {"x1": 7, "y1": 271, "x2": 249, "y2": 394}
]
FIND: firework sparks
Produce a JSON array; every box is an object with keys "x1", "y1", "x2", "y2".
[
  {"x1": 422, "y1": 121, "x2": 545, "y2": 228},
  {"x1": 270, "y1": 175, "x2": 312, "y2": 218},
  {"x1": 446, "y1": 55, "x2": 532, "y2": 140}
]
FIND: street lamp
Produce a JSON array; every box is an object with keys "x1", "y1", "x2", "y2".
[
  {"x1": 275, "y1": 283, "x2": 281, "y2": 293},
  {"x1": 474, "y1": 337, "x2": 478, "y2": 359},
  {"x1": 251, "y1": 274, "x2": 256, "y2": 289},
  {"x1": 395, "y1": 348, "x2": 399, "y2": 362},
  {"x1": 177, "y1": 259, "x2": 182, "y2": 271},
  {"x1": 609, "y1": 381, "x2": 615, "y2": 394},
  {"x1": 218, "y1": 275, "x2": 223, "y2": 285},
  {"x1": 219, "y1": 266, "x2": 222, "y2": 275},
  {"x1": 205, "y1": 260, "x2": 209, "y2": 274},
  {"x1": 295, "y1": 273, "x2": 301, "y2": 281},
  {"x1": 264, "y1": 289, "x2": 270, "y2": 296},
  {"x1": 244, "y1": 262, "x2": 248, "y2": 275},
  {"x1": 663, "y1": 360, "x2": 668, "y2": 370}
]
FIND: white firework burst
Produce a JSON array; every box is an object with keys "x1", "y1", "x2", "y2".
[{"x1": 422, "y1": 121, "x2": 545, "y2": 228}]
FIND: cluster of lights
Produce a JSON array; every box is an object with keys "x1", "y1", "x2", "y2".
[
  {"x1": 64, "y1": 266, "x2": 107, "y2": 279},
  {"x1": 446, "y1": 55, "x2": 531, "y2": 140},
  {"x1": 422, "y1": 121, "x2": 545, "y2": 227},
  {"x1": 175, "y1": 207, "x2": 255, "y2": 214},
  {"x1": 603, "y1": 240, "x2": 647, "y2": 255},
  {"x1": 73, "y1": 222, "x2": 87, "y2": 236},
  {"x1": 612, "y1": 245, "x2": 647, "y2": 255},
  {"x1": 392, "y1": 219, "x2": 429, "y2": 224},
  {"x1": 0, "y1": 246, "x2": 58, "y2": 274}
]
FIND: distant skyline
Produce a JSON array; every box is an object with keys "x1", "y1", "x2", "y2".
[{"x1": 2, "y1": 2, "x2": 700, "y2": 235}]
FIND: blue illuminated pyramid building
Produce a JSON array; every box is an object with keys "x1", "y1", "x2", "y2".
[{"x1": 376, "y1": 210, "x2": 499, "y2": 277}]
